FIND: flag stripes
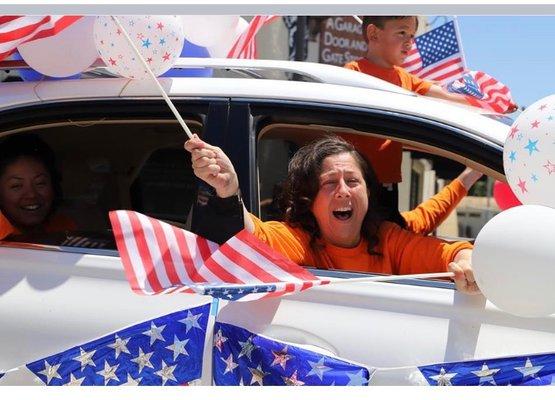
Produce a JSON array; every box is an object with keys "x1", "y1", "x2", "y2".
[
  {"x1": 109, "y1": 210, "x2": 329, "y2": 302},
  {"x1": 227, "y1": 15, "x2": 278, "y2": 59},
  {"x1": 0, "y1": 15, "x2": 81, "y2": 61}
]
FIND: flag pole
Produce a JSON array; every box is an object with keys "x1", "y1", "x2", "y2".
[
  {"x1": 110, "y1": 16, "x2": 194, "y2": 139},
  {"x1": 325, "y1": 271, "x2": 455, "y2": 285},
  {"x1": 452, "y1": 15, "x2": 468, "y2": 72}
]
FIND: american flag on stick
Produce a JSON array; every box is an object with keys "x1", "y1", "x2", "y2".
[
  {"x1": 0, "y1": 15, "x2": 82, "y2": 61},
  {"x1": 109, "y1": 210, "x2": 330, "y2": 302},
  {"x1": 402, "y1": 20, "x2": 466, "y2": 84},
  {"x1": 445, "y1": 70, "x2": 516, "y2": 114},
  {"x1": 226, "y1": 15, "x2": 279, "y2": 59}
]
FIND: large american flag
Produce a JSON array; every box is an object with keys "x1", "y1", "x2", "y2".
[
  {"x1": 226, "y1": 15, "x2": 279, "y2": 59},
  {"x1": 402, "y1": 20, "x2": 466, "y2": 84},
  {"x1": 109, "y1": 210, "x2": 330, "y2": 301},
  {"x1": 0, "y1": 15, "x2": 82, "y2": 61}
]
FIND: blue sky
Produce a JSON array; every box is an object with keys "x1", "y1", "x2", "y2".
[{"x1": 446, "y1": 16, "x2": 555, "y2": 110}]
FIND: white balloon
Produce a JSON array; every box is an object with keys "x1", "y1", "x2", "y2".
[
  {"x1": 94, "y1": 15, "x2": 185, "y2": 79},
  {"x1": 207, "y1": 18, "x2": 249, "y2": 58},
  {"x1": 473, "y1": 205, "x2": 555, "y2": 317},
  {"x1": 503, "y1": 94, "x2": 555, "y2": 208},
  {"x1": 181, "y1": 15, "x2": 239, "y2": 47},
  {"x1": 17, "y1": 17, "x2": 98, "y2": 78}
]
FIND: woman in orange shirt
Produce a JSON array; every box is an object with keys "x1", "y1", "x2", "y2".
[
  {"x1": 0, "y1": 134, "x2": 75, "y2": 240},
  {"x1": 185, "y1": 135, "x2": 479, "y2": 295}
]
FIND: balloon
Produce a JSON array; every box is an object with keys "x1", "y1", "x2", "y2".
[
  {"x1": 207, "y1": 17, "x2": 249, "y2": 58},
  {"x1": 493, "y1": 181, "x2": 522, "y2": 210},
  {"x1": 160, "y1": 39, "x2": 212, "y2": 78},
  {"x1": 503, "y1": 94, "x2": 555, "y2": 208},
  {"x1": 94, "y1": 15, "x2": 184, "y2": 79},
  {"x1": 473, "y1": 205, "x2": 555, "y2": 317},
  {"x1": 9, "y1": 51, "x2": 80, "y2": 81},
  {"x1": 17, "y1": 17, "x2": 97, "y2": 78},
  {"x1": 181, "y1": 15, "x2": 239, "y2": 47}
]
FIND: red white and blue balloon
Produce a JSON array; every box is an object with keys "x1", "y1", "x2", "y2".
[
  {"x1": 503, "y1": 95, "x2": 555, "y2": 208},
  {"x1": 93, "y1": 15, "x2": 184, "y2": 79}
]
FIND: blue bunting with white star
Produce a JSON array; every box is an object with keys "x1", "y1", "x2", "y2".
[
  {"x1": 419, "y1": 353, "x2": 555, "y2": 386},
  {"x1": 212, "y1": 321, "x2": 372, "y2": 386},
  {"x1": 21, "y1": 303, "x2": 210, "y2": 386}
]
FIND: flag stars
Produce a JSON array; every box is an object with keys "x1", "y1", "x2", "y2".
[
  {"x1": 238, "y1": 336, "x2": 257, "y2": 361},
  {"x1": 99, "y1": 360, "x2": 120, "y2": 385},
  {"x1": 213, "y1": 328, "x2": 228, "y2": 352},
  {"x1": 155, "y1": 361, "x2": 177, "y2": 385},
  {"x1": 524, "y1": 139, "x2": 540, "y2": 155},
  {"x1": 108, "y1": 335, "x2": 131, "y2": 359},
  {"x1": 221, "y1": 354, "x2": 239, "y2": 374},
  {"x1": 73, "y1": 347, "x2": 97, "y2": 371},
  {"x1": 131, "y1": 348, "x2": 154, "y2": 373},
  {"x1": 346, "y1": 369, "x2": 369, "y2": 386},
  {"x1": 283, "y1": 370, "x2": 305, "y2": 386},
  {"x1": 142, "y1": 322, "x2": 166, "y2": 345},
  {"x1": 65, "y1": 373, "x2": 86, "y2": 386},
  {"x1": 514, "y1": 358, "x2": 544, "y2": 378},
  {"x1": 471, "y1": 363, "x2": 500, "y2": 385},
  {"x1": 248, "y1": 364, "x2": 269, "y2": 385},
  {"x1": 307, "y1": 357, "x2": 332, "y2": 380},
  {"x1": 430, "y1": 367, "x2": 457, "y2": 386},
  {"x1": 165, "y1": 335, "x2": 189, "y2": 361},
  {"x1": 179, "y1": 310, "x2": 203, "y2": 333},
  {"x1": 38, "y1": 360, "x2": 62, "y2": 384},
  {"x1": 271, "y1": 346, "x2": 294, "y2": 369}
]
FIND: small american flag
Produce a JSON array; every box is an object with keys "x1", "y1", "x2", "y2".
[
  {"x1": 402, "y1": 20, "x2": 466, "y2": 84},
  {"x1": 109, "y1": 210, "x2": 330, "y2": 302},
  {"x1": 0, "y1": 15, "x2": 82, "y2": 61},
  {"x1": 226, "y1": 15, "x2": 279, "y2": 59},
  {"x1": 445, "y1": 70, "x2": 516, "y2": 114}
]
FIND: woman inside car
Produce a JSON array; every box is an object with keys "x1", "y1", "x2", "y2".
[
  {"x1": 0, "y1": 134, "x2": 75, "y2": 240},
  {"x1": 185, "y1": 134, "x2": 480, "y2": 295}
]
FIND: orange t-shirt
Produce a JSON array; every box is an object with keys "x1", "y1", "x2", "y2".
[
  {"x1": 343, "y1": 58, "x2": 433, "y2": 184},
  {"x1": 0, "y1": 212, "x2": 77, "y2": 240},
  {"x1": 251, "y1": 214, "x2": 472, "y2": 274},
  {"x1": 401, "y1": 178, "x2": 467, "y2": 235},
  {"x1": 344, "y1": 58, "x2": 432, "y2": 95}
]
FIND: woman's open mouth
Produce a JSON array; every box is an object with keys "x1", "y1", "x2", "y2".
[{"x1": 333, "y1": 206, "x2": 353, "y2": 221}]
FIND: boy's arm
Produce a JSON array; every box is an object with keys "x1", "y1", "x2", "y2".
[{"x1": 425, "y1": 83, "x2": 477, "y2": 106}]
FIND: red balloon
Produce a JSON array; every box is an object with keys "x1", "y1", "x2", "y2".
[{"x1": 493, "y1": 181, "x2": 522, "y2": 210}]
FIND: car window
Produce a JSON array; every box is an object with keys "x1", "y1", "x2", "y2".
[
  {"x1": 0, "y1": 118, "x2": 202, "y2": 249},
  {"x1": 256, "y1": 121, "x2": 501, "y2": 280}
]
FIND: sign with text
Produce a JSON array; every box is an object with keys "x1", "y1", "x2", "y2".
[{"x1": 319, "y1": 16, "x2": 367, "y2": 66}]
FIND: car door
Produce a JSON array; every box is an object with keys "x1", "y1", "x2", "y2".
[
  {"x1": 216, "y1": 97, "x2": 555, "y2": 371},
  {"x1": 0, "y1": 97, "x2": 228, "y2": 375}
]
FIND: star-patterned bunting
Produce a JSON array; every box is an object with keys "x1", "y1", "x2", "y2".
[{"x1": 15, "y1": 303, "x2": 210, "y2": 385}]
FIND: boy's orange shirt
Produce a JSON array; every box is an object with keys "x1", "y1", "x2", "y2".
[
  {"x1": 251, "y1": 214, "x2": 472, "y2": 274},
  {"x1": 343, "y1": 58, "x2": 433, "y2": 184},
  {"x1": 344, "y1": 58, "x2": 432, "y2": 95}
]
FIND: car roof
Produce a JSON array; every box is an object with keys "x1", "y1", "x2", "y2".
[{"x1": 0, "y1": 59, "x2": 510, "y2": 146}]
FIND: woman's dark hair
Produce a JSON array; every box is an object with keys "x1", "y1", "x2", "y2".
[
  {"x1": 280, "y1": 135, "x2": 385, "y2": 255},
  {"x1": 0, "y1": 134, "x2": 62, "y2": 208}
]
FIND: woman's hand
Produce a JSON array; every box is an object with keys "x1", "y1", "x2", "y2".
[
  {"x1": 448, "y1": 249, "x2": 481, "y2": 295},
  {"x1": 184, "y1": 135, "x2": 239, "y2": 198}
]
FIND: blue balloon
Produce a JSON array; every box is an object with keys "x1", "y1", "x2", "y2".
[
  {"x1": 161, "y1": 39, "x2": 213, "y2": 78},
  {"x1": 10, "y1": 51, "x2": 80, "y2": 81}
]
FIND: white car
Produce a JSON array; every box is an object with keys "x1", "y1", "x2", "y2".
[{"x1": 0, "y1": 58, "x2": 553, "y2": 386}]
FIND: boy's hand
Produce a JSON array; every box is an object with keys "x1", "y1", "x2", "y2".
[{"x1": 184, "y1": 135, "x2": 239, "y2": 198}]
